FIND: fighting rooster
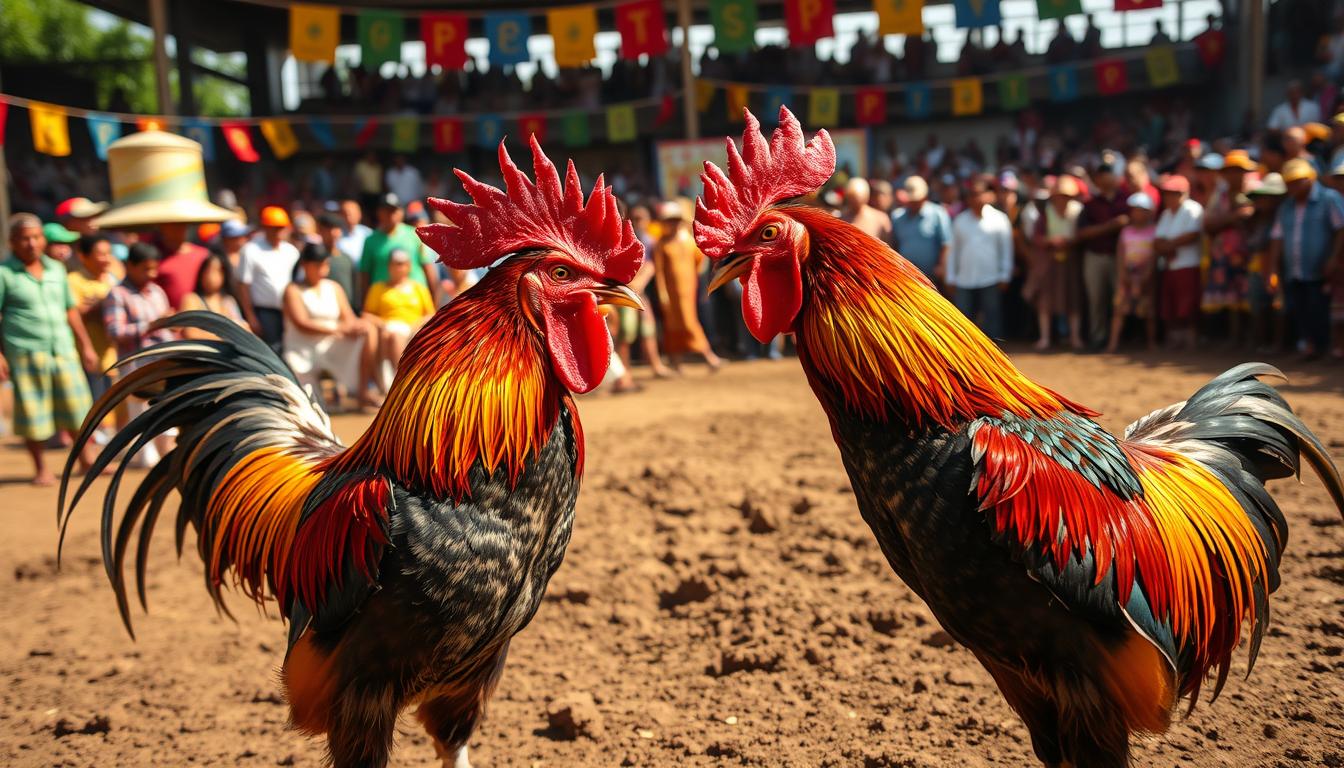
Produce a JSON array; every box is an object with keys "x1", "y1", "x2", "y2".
[
  {"x1": 695, "y1": 107, "x2": 1344, "y2": 767},
  {"x1": 57, "y1": 139, "x2": 642, "y2": 768}
]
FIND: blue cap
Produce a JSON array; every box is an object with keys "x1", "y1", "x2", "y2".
[
  {"x1": 1197, "y1": 154, "x2": 1225, "y2": 171},
  {"x1": 220, "y1": 219, "x2": 253, "y2": 238}
]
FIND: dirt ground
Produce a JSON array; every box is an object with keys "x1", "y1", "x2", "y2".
[{"x1": 1, "y1": 349, "x2": 1341, "y2": 767}]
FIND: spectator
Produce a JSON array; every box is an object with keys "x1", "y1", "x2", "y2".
[
  {"x1": 353, "y1": 151, "x2": 384, "y2": 212},
  {"x1": 359, "y1": 194, "x2": 438, "y2": 306},
  {"x1": 870, "y1": 179, "x2": 895, "y2": 214},
  {"x1": 283, "y1": 244, "x2": 377, "y2": 410},
  {"x1": 1282, "y1": 126, "x2": 1319, "y2": 174},
  {"x1": 1267, "y1": 80, "x2": 1323, "y2": 131},
  {"x1": 103, "y1": 243, "x2": 175, "y2": 468},
  {"x1": 1076, "y1": 155, "x2": 1131, "y2": 348},
  {"x1": 0, "y1": 213, "x2": 100, "y2": 485},
  {"x1": 1107, "y1": 193, "x2": 1160, "y2": 352},
  {"x1": 653, "y1": 200, "x2": 723, "y2": 372},
  {"x1": 238, "y1": 205, "x2": 302, "y2": 355},
  {"x1": 948, "y1": 176, "x2": 1014, "y2": 340},
  {"x1": 1268, "y1": 159, "x2": 1344, "y2": 358},
  {"x1": 316, "y1": 213, "x2": 359, "y2": 313},
  {"x1": 1246, "y1": 174, "x2": 1288, "y2": 353},
  {"x1": 1202, "y1": 151, "x2": 1257, "y2": 347},
  {"x1": 1329, "y1": 114, "x2": 1344, "y2": 170},
  {"x1": 362, "y1": 248, "x2": 435, "y2": 380},
  {"x1": 336, "y1": 199, "x2": 371, "y2": 267},
  {"x1": 216, "y1": 219, "x2": 252, "y2": 279},
  {"x1": 43, "y1": 222, "x2": 79, "y2": 266},
  {"x1": 840, "y1": 177, "x2": 892, "y2": 241},
  {"x1": 385, "y1": 154, "x2": 425, "y2": 208},
  {"x1": 890, "y1": 175, "x2": 952, "y2": 284},
  {"x1": 67, "y1": 234, "x2": 119, "y2": 400},
  {"x1": 1025, "y1": 175, "x2": 1084, "y2": 350},
  {"x1": 55, "y1": 197, "x2": 109, "y2": 239},
  {"x1": 180, "y1": 252, "x2": 247, "y2": 339},
  {"x1": 290, "y1": 210, "x2": 320, "y2": 249},
  {"x1": 1124, "y1": 158, "x2": 1161, "y2": 209},
  {"x1": 153, "y1": 222, "x2": 210, "y2": 310},
  {"x1": 613, "y1": 205, "x2": 673, "y2": 381},
  {"x1": 1154, "y1": 174, "x2": 1205, "y2": 350}
]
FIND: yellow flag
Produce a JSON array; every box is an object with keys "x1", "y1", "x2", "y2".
[
  {"x1": 727, "y1": 84, "x2": 750, "y2": 122},
  {"x1": 290, "y1": 4, "x2": 339, "y2": 63},
  {"x1": 874, "y1": 0, "x2": 924, "y2": 36},
  {"x1": 260, "y1": 119, "x2": 300, "y2": 160},
  {"x1": 1145, "y1": 47, "x2": 1180, "y2": 87},
  {"x1": 809, "y1": 87, "x2": 840, "y2": 127},
  {"x1": 695, "y1": 80, "x2": 717, "y2": 112},
  {"x1": 548, "y1": 5, "x2": 598, "y2": 68},
  {"x1": 951, "y1": 77, "x2": 983, "y2": 116},
  {"x1": 30, "y1": 102, "x2": 71, "y2": 157}
]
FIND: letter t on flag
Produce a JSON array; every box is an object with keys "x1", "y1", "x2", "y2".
[
  {"x1": 616, "y1": 0, "x2": 668, "y2": 59},
  {"x1": 423, "y1": 14, "x2": 468, "y2": 70}
]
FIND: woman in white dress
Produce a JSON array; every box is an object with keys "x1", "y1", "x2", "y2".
[{"x1": 282, "y1": 243, "x2": 378, "y2": 411}]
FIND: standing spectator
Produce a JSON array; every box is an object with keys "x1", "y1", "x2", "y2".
[
  {"x1": 216, "y1": 219, "x2": 252, "y2": 278},
  {"x1": 67, "y1": 234, "x2": 119, "y2": 399},
  {"x1": 840, "y1": 178, "x2": 892, "y2": 241},
  {"x1": 363, "y1": 248, "x2": 435, "y2": 384},
  {"x1": 43, "y1": 222, "x2": 80, "y2": 266},
  {"x1": 0, "y1": 214, "x2": 100, "y2": 485},
  {"x1": 337, "y1": 199, "x2": 371, "y2": 268},
  {"x1": 180, "y1": 252, "x2": 247, "y2": 338},
  {"x1": 1202, "y1": 152, "x2": 1256, "y2": 347},
  {"x1": 947, "y1": 176, "x2": 1014, "y2": 340},
  {"x1": 153, "y1": 222, "x2": 210, "y2": 310},
  {"x1": 613, "y1": 205, "x2": 673, "y2": 381},
  {"x1": 1267, "y1": 80, "x2": 1323, "y2": 131},
  {"x1": 1154, "y1": 174, "x2": 1205, "y2": 350},
  {"x1": 1246, "y1": 174, "x2": 1288, "y2": 353},
  {"x1": 316, "y1": 213, "x2": 359, "y2": 313},
  {"x1": 890, "y1": 175, "x2": 952, "y2": 284},
  {"x1": 653, "y1": 201, "x2": 723, "y2": 372},
  {"x1": 1025, "y1": 176, "x2": 1084, "y2": 350},
  {"x1": 1076, "y1": 156, "x2": 1131, "y2": 348},
  {"x1": 352, "y1": 151, "x2": 384, "y2": 212},
  {"x1": 869, "y1": 180, "x2": 895, "y2": 214},
  {"x1": 385, "y1": 155, "x2": 426, "y2": 208},
  {"x1": 1107, "y1": 193, "x2": 1160, "y2": 352},
  {"x1": 55, "y1": 197, "x2": 109, "y2": 238},
  {"x1": 103, "y1": 243, "x2": 175, "y2": 468},
  {"x1": 283, "y1": 244, "x2": 377, "y2": 410},
  {"x1": 358, "y1": 194, "x2": 438, "y2": 306},
  {"x1": 1124, "y1": 158, "x2": 1161, "y2": 209},
  {"x1": 290, "y1": 210, "x2": 320, "y2": 249},
  {"x1": 238, "y1": 206, "x2": 301, "y2": 355},
  {"x1": 1268, "y1": 159, "x2": 1344, "y2": 358}
]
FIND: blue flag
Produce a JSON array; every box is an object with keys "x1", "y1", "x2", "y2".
[
  {"x1": 763, "y1": 87, "x2": 794, "y2": 124},
  {"x1": 486, "y1": 13, "x2": 531, "y2": 66},
  {"x1": 476, "y1": 114, "x2": 504, "y2": 148},
  {"x1": 180, "y1": 119, "x2": 216, "y2": 162},
  {"x1": 86, "y1": 114, "x2": 122, "y2": 160},
  {"x1": 308, "y1": 119, "x2": 336, "y2": 149},
  {"x1": 905, "y1": 83, "x2": 932, "y2": 120},
  {"x1": 952, "y1": 0, "x2": 1001, "y2": 29},
  {"x1": 1048, "y1": 65, "x2": 1079, "y2": 102}
]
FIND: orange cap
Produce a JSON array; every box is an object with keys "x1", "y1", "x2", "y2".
[
  {"x1": 197, "y1": 222, "x2": 221, "y2": 242},
  {"x1": 260, "y1": 205, "x2": 291, "y2": 228}
]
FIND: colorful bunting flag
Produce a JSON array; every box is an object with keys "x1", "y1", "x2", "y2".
[
  {"x1": 358, "y1": 11, "x2": 403, "y2": 68},
  {"x1": 786, "y1": 0, "x2": 835, "y2": 46},
  {"x1": 606, "y1": 104, "x2": 637, "y2": 142},
  {"x1": 905, "y1": 83, "x2": 932, "y2": 119},
  {"x1": 655, "y1": 94, "x2": 677, "y2": 127},
  {"x1": 695, "y1": 80, "x2": 717, "y2": 112},
  {"x1": 952, "y1": 0, "x2": 1001, "y2": 29},
  {"x1": 616, "y1": 0, "x2": 668, "y2": 59},
  {"x1": 260, "y1": 119, "x2": 300, "y2": 160},
  {"x1": 710, "y1": 0, "x2": 757, "y2": 54},
  {"x1": 423, "y1": 14, "x2": 468, "y2": 70},
  {"x1": 1048, "y1": 65, "x2": 1079, "y2": 101},
  {"x1": 0, "y1": 103, "x2": 8, "y2": 147},
  {"x1": 1145, "y1": 46, "x2": 1180, "y2": 87},
  {"x1": 951, "y1": 78, "x2": 983, "y2": 116},
  {"x1": 307, "y1": 119, "x2": 335, "y2": 149},
  {"x1": 391, "y1": 117, "x2": 419, "y2": 153},
  {"x1": 855, "y1": 88, "x2": 887, "y2": 125},
  {"x1": 290, "y1": 4, "x2": 339, "y2": 63},
  {"x1": 181, "y1": 118, "x2": 215, "y2": 161},
  {"x1": 221, "y1": 122, "x2": 260, "y2": 163},
  {"x1": 809, "y1": 87, "x2": 840, "y2": 126},
  {"x1": 997, "y1": 74, "x2": 1030, "y2": 111},
  {"x1": 561, "y1": 112, "x2": 591, "y2": 147},
  {"x1": 875, "y1": 0, "x2": 924, "y2": 36},
  {"x1": 727, "y1": 84, "x2": 750, "y2": 121},
  {"x1": 29, "y1": 103, "x2": 71, "y2": 157},
  {"x1": 763, "y1": 87, "x2": 794, "y2": 123},
  {"x1": 1114, "y1": 0, "x2": 1161, "y2": 10},
  {"x1": 518, "y1": 114, "x2": 548, "y2": 144},
  {"x1": 1036, "y1": 0, "x2": 1082, "y2": 21},
  {"x1": 86, "y1": 114, "x2": 121, "y2": 160},
  {"x1": 548, "y1": 5, "x2": 598, "y2": 67},
  {"x1": 486, "y1": 13, "x2": 531, "y2": 66},
  {"x1": 477, "y1": 114, "x2": 504, "y2": 148},
  {"x1": 354, "y1": 118, "x2": 379, "y2": 148},
  {"x1": 433, "y1": 118, "x2": 464, "y2": 153},
  {"x1": 1095, "y1": 59, "x2": 1129, "y2": 95},
  {"x1": 136, "y1": 117, "x2": 164, "y2": 132},
  {"x1": 1195, "y1": 28, "x2": 1226, "y2": 68}
]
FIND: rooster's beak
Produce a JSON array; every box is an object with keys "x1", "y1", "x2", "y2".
[
  {"x1": 593, "y1": 284, "x2": 644, "y2": 310},
  {"x1": 707, "y1": 253, "x2": 752, "y2": 294}
]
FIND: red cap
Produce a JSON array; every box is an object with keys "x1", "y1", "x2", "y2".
[
  {"x1": 1186, "y1": 138, "x2": 1202, "y2": 149},
  {"x1": 1157, "y1": 174, "x2": 1190, "y2": 194}
]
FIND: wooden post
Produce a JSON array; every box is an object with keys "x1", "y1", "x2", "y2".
[
  {"x1": 1247, "y1": 0, "x2": 1265, "y2": 125},
  {"x1": 149, "y1": 0, "x2": 175, "y2": 115},
  {"x1": 677, "y1": 0, "x2": 699, "y2": 140}
]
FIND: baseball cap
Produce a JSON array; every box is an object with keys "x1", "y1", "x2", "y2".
[
  {"x1": 220, "y1": 219, "x2": 253, "y2": 238},
  {"x1": 903, "y1": 175, "x2": 930, "y2": 200},
  {"x1": 1157, "y1": 174, "x2": 1190, "y2": 194},
  {"x1": 1095, "y1": 150, "x2": 1121, "y2": 174},
  {"x1": 997, "y1": 170, "x2": 1020, "y2": 191},
  {"x1": 1221, "y1": 150, "x2": 1257, "y2": 171},
  {"x1": 197, "y1": 223, "x2": 221, "y2": 242},
  {"x1": 317, "y1": 212, "x2": 344, "y2": 230},
  {"x1": 1248, "y1": 173, "x2": 1287, "y2": 196},
  {"x1": 1125, "y1": 192, "x2": 1155, "y2": 210},
  {"x1": 42, "y1": 222, "x2": 80, "y2": 244},
  {"x1": 1281, "y1": 158, "x2": 1318, "y2": 183},
  {"x1": 260, "y1": 206, "x2": 292, "y2": 228},
  {"x1": 299, "y1": 243, "x2": 331, "y2": 263},
  {"x1": 378, "y1": 192, "x2": 402, "y2": 210},
  {"x1": 405, "y1": 199, "x2": 429, "y2": 222},
  {"x1": 1303, "y1": 122, "x2": 1331, "y2": 142},
  {"x1": 1196, "y1": 154, "x2": 1225, "y2": 171},
  {"x1": 55, "y1": 197, "x2": 109, "y2": 219}
]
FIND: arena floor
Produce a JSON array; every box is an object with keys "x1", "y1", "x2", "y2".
[{"x1": 2, "y1": 349, "x2": 1342, "y2": 767}]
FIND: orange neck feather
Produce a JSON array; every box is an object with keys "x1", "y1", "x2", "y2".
[
  {"x1": 787, "y1": 206, "x2": 1086, "y2": 429},
  {"x1": 328, "y1": 259, "x2": 571, "y2": 499}
]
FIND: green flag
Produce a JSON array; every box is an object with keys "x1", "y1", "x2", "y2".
[
  {"x1": 1035, "y1": 0, "x2": 1082, "y2": 21},
  {"x1": 391, "y1": 117, "x2": 419, "y2": 152},
  {"x1": 359, "y1": 11, "x2": 403, "y2": 67},
  {"x1": 997, "y1": 74, "x2": 1030, "y2": 111},
  {"x1": 561, "y1": 112, "x2": 590, "y2": 147},
  {"x1": 710, "y1": 0, "x2": 757, "y2": 54}
]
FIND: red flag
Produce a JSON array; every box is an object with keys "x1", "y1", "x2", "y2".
[
  {"x1": 518, "y1": 114, "x2": 548, "y2": 144},
  {"x1": 221, "y1": 122, "x2": 260, "y2": 163},
  {"x1": 355, "y1": 118, "x2": 379, "y2": 148},
  {"x1": 616, "y1": 0, "x2": 667, "y2": 59},
  {"x1": 855, "y1": 88, "x2": 887, "y2": 125},
  {"x1": 1194, "y1": 29, "x2": 1226, "y2": 68},
  {"x1": 1094, "y1": 59, "x2": 1129, "y2": 95},
  {"x1": 0, "y1": 102, "x2": 8, "y2": 147},
  {"x1": 786, "y1": 0, "x2": 835, "y2": 46},
  {"x1": 423, "y1": 14, "x2": 468, "y2": 70},
  {"x1": 655, "y1": 94, "x2": 677, "y2": 127},
  {"x1": 1114, "y1": 0, "x2": 1161, "y2": 10},
  {"x1": 433, "y1": 118, "x2": 464, "y2": 153}
]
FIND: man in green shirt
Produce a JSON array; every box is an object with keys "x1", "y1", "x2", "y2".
[
  {"x1": 0, "y1": 214, "x2": 101, "y2": 485},
  {"x1": 358, "y1": 193, "x2": 439, "y2": 308}
]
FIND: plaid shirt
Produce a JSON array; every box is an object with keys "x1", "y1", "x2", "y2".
[{"x1": 103, "y1": 279, "x2": 174, "y2": 359}]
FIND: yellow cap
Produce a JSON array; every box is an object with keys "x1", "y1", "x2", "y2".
[
  {"x1": 1281, "y1": 158, "x2": 1318, "y2": 183},
  {"x1": 1222, "y1": 150, "x2": 1257, "y2": 171},
  {"x1": 1304, "y1": 122, "x2": 1331, "y2": 142}
]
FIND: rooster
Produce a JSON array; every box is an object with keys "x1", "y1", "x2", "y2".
[
  {"x1": 694, "y1": 107, "x2": 1344, "y2": 767},
  {"x1": 57, "y1": 139, "x2": 643, "y2": 768}
]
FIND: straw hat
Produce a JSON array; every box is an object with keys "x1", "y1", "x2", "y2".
[{"x1": 93, "y1": 130, "x2": 236, "y2": 230}]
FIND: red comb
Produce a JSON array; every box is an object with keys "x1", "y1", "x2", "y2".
[
  {"x1": 419, "y1": 136, "x2": 642, "y2": 283},
  {"x1": 694, "y1": 106, "x2": 836, "y2": 260}
]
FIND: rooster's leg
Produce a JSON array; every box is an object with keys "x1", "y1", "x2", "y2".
[
  {"x1": 977, "y1": 655, "x2": 1065, "y2": 767},
  {"x1": 417, "y1": 642, "x2": 512, "y2": 768}
]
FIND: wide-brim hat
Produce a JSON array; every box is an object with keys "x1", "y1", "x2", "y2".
[{"x1": 93, "y1": 130, "x2": 237, "y2": 230}]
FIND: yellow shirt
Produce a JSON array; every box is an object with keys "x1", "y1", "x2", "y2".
[
  {"x1": 364, "y1": 280, "x2": 434, "y2": 327},
  {"x1": 67, "y1": 267, "x2": 118, "y2": 370}
]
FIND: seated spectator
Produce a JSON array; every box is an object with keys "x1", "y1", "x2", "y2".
[
  {"x1": 67, "y1": 234, "x2": 120, "y2": 399},
  {"x1": 1107, "y1": 193, "x2": 1159, "y2": 352},
  {"x1": 104, "y1": 242, "x2": 176, "y2": 468},
  {"x1": 1154, "y1": 174, "x2": 1205, "y2": 350},
  {"x1": 362, "y1": 248, "x2": 435, "y2": 380},
  {"x1": 283, "y1": 244, "x2": 377, "y2": 411},
  {"x1": 180, "y1": 252, "x2": 247, "y2": 340}
]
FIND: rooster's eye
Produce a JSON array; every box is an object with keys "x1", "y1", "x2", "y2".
[
  {"x1": 760, "y1": 224, "x2": 780, "y2": 241},
  {"x1": 550, "y1": 265, "x2": 573, "y2": 281}
]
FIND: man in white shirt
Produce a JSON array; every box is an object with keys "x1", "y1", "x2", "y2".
[
  {"x1": 384, "y1": 155, "x2": 425, "y2": 208},
  {"x1": 1153, "y1": 174, "x2": 1205, "y2": 350},
  {"x1": 336, "y1": 198, "x2": 371, "y2": 267},
  {"x1": 238, "y1": 206, "x2": 302, "y2": 354},
  {"x1": 947, "y1": 175, "x2": 1014, "y2": 340},
  {"x1": 1267, "y1": 80, "x2": 1323, "y2": 131}
]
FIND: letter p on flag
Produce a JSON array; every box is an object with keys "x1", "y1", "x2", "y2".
[
  {"x1": 786, "y1": 0, "x2": 835, "y2": 46},
  {"x1": 423, "y1": 14, "x2": 468, "y2": 70}
]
